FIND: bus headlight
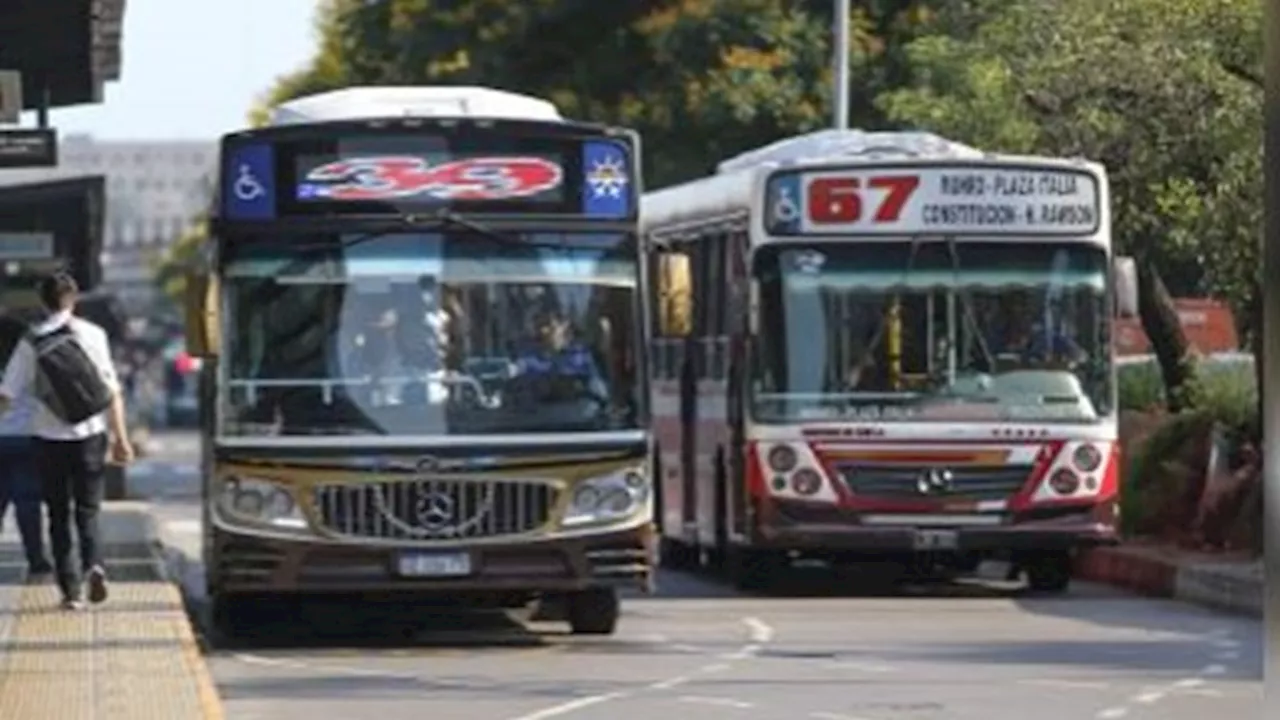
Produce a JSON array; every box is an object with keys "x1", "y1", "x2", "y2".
[
  {"x1": 219, "y1": 476, "x2": 307, "y2": 530},
  {"x1": 562, "y1": 468, "x2": 649, "y2": 527}
]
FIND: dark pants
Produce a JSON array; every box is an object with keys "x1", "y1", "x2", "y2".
[
  {"x1": 36, "y1": 434, "x2": 108, "y2": 595},
  {"x1": 0, "y1": 436, "x2": 47, "y2": 570}
]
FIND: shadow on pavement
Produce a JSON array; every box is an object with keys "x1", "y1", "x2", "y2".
[
  {"x1": 856, "y1": 638, "x2": 1260, "y2": 680},
  {"x1": 1012, "y1": 592, "x2": 1263, "y2": 646},
  {"x1": 195, "y1": 593, "x2": 549, "y2": 652},
  {"x1": 644, "y1": 563, "x2": 1027, "y2": 600}
]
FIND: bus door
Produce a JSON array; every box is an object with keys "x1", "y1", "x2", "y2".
[{"x1": 678, "y1": 335, "x2": 699, "y2": 538}]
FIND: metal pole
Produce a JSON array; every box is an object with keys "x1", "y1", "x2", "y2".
[{"x1": 833, "y1": 0, "x2": 850, "y2": 129}]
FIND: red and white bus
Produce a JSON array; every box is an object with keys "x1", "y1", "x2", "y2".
[{"x1": 641, "y1": 130, "x2": 1138, "y2": 592}]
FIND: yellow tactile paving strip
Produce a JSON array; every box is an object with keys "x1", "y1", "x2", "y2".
[{"x1": 0, "y1": 581, "x2": 224, "y2": 719}]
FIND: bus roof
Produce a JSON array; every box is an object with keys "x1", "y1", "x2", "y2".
[
  {"x1": 268, "y1": 86, "x2": 564, "y2": 126},
  {"x1": 642, "y1": 129, "x2": 1104, "y2": 234}
]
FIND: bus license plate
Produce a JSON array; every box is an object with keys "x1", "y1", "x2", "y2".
[
  {"x1": 397, "y1": 552, "x2": 472, "y2": 577},
  {"x1": 912, "y1": 530, "x2": 958, "y2": 550}
]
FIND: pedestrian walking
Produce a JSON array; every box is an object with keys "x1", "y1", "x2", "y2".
[
  {"x1": 0, "y1": 271, "x2": 135, "y2": 609},
  {"x1": 0, "y1": 313, "x2": 52, "y2": 581}
]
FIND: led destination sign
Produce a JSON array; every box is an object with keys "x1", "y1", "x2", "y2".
[
  {"x1": 766, "y1": 164, "x2": 1102, "y2": 236},
  {"x1": 220, "y1": 129, "x2": 633, "y2": 222}
]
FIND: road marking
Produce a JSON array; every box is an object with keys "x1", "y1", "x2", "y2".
[
  {"x1": 830, "y1": 660, "x2": 895, "y2": 674},
  {"x1": 1096, "y1": 708, "x2": 1128, "y2": 719},
  {"x1": 651, "y1": 675, "x2": 693, "y2": 690},
  {"x1": 678, "y1": 696, "x2": 754, "y2": 709},
  {"x1": 810, "y1": 713, "x2": 872, "y2": 720},
  {"x1": 1201, "y1": 663, "x2": 1227, "y2": 675},
  {"x1": 1020, "y1": 679, "x2": 1109, "y2": 690},
  {"x1": 508, "y1": 615, "x2": 774, "y2": 719},
  {"x1": 168, "y1": 519, "x2": 202, "y2": 534},
  {"x1": 723, "y1": 644, "x2": 759, "y2": 659},
  {"x1": 670, "y1": 643, "x2": 705, "y2": 654},
  {"x1": 1213, "y1": 650, "x2": 1240, "y2": 661},
  {"x1": 509, "y1": 693, "x2": 628, "y2": 720},
  {"x1": 744, "y1": 616, "x2": 774, "y2": 643}
]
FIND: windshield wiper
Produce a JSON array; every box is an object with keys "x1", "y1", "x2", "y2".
[{"x1": 429, "y1": 209, "x2": 583, "y2": 251}]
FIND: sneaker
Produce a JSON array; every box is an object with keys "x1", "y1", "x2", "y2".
[
  {"x1": 87, "y1": 565, "x2": 109, "y2": 604},
  {"x1": 60, "y1": 596, "x2": 86, "y2": 611}
]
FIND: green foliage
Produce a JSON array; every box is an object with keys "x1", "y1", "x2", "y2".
[
  {"x1": 152, "y1": 218, "x2": 210, "y2": 307},
  {"x1": 1118, "y1": 356, "x2": 1256, "y2": 419},
  {"x1": 1118, "y1": 355, "x2": 1258, "y2": 536},
  {"x1": 878, "y1": 0, "x2": 1262, "y2": 344},
  {"x1": 1119, "y1": 409, "x2": 1212, "y2": 536},
  {"x1": 252, "y1": 0, "x2": 950, "y2": 187}
]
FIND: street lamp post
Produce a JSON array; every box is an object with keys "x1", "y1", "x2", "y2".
[{"x1": 833, "y1": 0, "x2": 850, "y2": 129}]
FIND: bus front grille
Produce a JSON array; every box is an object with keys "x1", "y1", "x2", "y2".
[
  {"x1": 837, "y1": 464, "x2": 1033, "y2": 501},
  {"x1": 313, "y1": 479, "x2": 558, "y2": 541}
]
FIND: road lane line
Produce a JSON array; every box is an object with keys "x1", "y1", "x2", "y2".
[
  {"x1": 744, "y1": 616, "x2": 774, "y2": 643},
  {"x1": 1019, "y1": 679, "x2": 1109, "y2": 690},
  {"x1": 508, "y1": 692, "x2": 629, "y2": 720},
  {"x1": 678, "y1": 695, "x2": 754, "y2": 709},
  {"x1": 510, "y1": 615, "x2": 775, "y2": 719},
  {"x1": 1096, "y1": 708, "x2": 1128, "y2": 719}
]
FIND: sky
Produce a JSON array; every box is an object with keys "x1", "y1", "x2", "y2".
[{"x1": 20, "y1": 0, "x2": 320, "y2": 139}]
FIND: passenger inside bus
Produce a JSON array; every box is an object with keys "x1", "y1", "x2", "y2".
[
  {"x1": 342, "y1": 287, "x2": 442, "y2": 406},
  {"x1": 510, "y1": 309, "x2": 609, "y2": 404}
]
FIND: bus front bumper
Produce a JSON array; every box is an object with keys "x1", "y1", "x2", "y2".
[
  {"x1": 209, "y1": 522, "x2": 656, "y2": 597},
  {"x1": 753, "y1": 499, "x2": 1119, "y2": 555}
]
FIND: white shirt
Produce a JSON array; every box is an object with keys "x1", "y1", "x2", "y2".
[{"x1": 0, "y1": 311, "x2": 121, "y2": 441}]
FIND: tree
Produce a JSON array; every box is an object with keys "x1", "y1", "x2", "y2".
[
  {"x1": 254, "y1": 0, "x2": 952, "y2": 187},
  {"x1": 877, "y1": 0, "x2": 1262, "y2": 409},
  {"x1": 151, "y1": 217, "x2": 210, "y2": 308}
]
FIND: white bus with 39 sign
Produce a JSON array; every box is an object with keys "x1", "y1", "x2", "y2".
[{"x1": 641, "y1": 129, "x2": 1138, "y2": 593}]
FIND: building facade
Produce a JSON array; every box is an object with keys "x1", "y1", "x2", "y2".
[{"x1": 0, "y1": 134, "x2": 216, "y2": 314}]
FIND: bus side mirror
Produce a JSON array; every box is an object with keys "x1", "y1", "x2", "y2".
[
  {"x1": 657, "y1": 250, "x2": 693, "y2": 337},
  {"x1": 183, "y1": 270, "x2": 220, "y2": 357},
  {"x1": 1112, "y1": 256, "x2": 1138, "y2": 319}
]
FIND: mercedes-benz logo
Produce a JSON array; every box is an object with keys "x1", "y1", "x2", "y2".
[
  {"x1": 414, "y1": 488, "x2": 455, "y2": 530},
  {"x1": 917, "y1": 468, "x2": 953, "y2": 495}
]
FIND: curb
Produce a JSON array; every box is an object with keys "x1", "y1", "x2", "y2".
[{"x1": 1074, "y1": 546, "x2": 1262, "y2": 617}]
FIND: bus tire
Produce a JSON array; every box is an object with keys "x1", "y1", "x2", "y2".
[
  {"x1": 567, "y1": 588, "x2": 620, "y2": 635},
  {"x1": 1026, "y1": 552, "x2": 1072, "y2": 594},
  {"x1": 727, "y1": 547, "x2": 782, "y2": 592},
  {"x1": 208, "y1": 593, "x2": 253, "y2": 644},
  {"x1": 659, "y1": 537, "x2": 696, "y2": 570}
]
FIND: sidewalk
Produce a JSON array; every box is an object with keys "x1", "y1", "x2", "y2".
[
  {"x1": 1075, "y1": 540, "x2": 1262, "y2": 616},
  {"x1": 0, "y1": 502, "x2": 224, "y2": 719}
]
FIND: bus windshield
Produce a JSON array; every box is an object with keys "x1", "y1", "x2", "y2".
[
  {"x1": 751, "y1": 241, "x2": 1113, "y2": 424},
  {"x1": 219, "y1": 231, "x2": 642, "y2": 437}
]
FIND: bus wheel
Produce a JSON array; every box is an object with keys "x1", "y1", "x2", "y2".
[
  {"x1": 727, "y1": 548, "x2": 783, "y2": 592},
  {"x1": 567, "y1": 588, "x2": 620, "y2": 635},
  {"x1": 1026, "y1": 552, "x2": 1073, "y2": 593},
  {"x1": 208, "y1": 593, "x2": 256, "y2": 644},
  {"x1": 659, "y1": 537, "x2": 697, "y2": 570}
]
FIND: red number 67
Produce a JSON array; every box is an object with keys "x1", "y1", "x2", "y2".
[{"x1": 807, "y1": 175, "x2": 920, "y2": 224}]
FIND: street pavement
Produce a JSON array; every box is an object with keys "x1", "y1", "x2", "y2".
[{"x1": 137, "y1": 432, "x2": 1263, "y2": 720}]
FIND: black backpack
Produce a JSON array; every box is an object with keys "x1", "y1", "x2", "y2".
[{"x1": 28, "y1": 324, "x2": 114, "y2": 424}]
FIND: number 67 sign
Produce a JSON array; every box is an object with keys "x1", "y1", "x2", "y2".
[{"x1": 805, "y1": 173, "x2": 920, "y2": 226}]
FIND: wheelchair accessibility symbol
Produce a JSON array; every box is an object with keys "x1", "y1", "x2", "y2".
[
  {"x1": 233, "y1": 164, "x2": 265, "y2": 202},
  {"x1": 770, "y1": 186, "x2": 799, "y2": 225}
]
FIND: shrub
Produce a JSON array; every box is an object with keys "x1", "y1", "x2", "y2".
[{"x1": 1118, "y1": 354, "x2": 1259, "y2": 549}]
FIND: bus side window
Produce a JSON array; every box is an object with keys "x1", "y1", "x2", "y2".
[{"x1": 656, "y1": 248, "x2": 692, "y2": 379}]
